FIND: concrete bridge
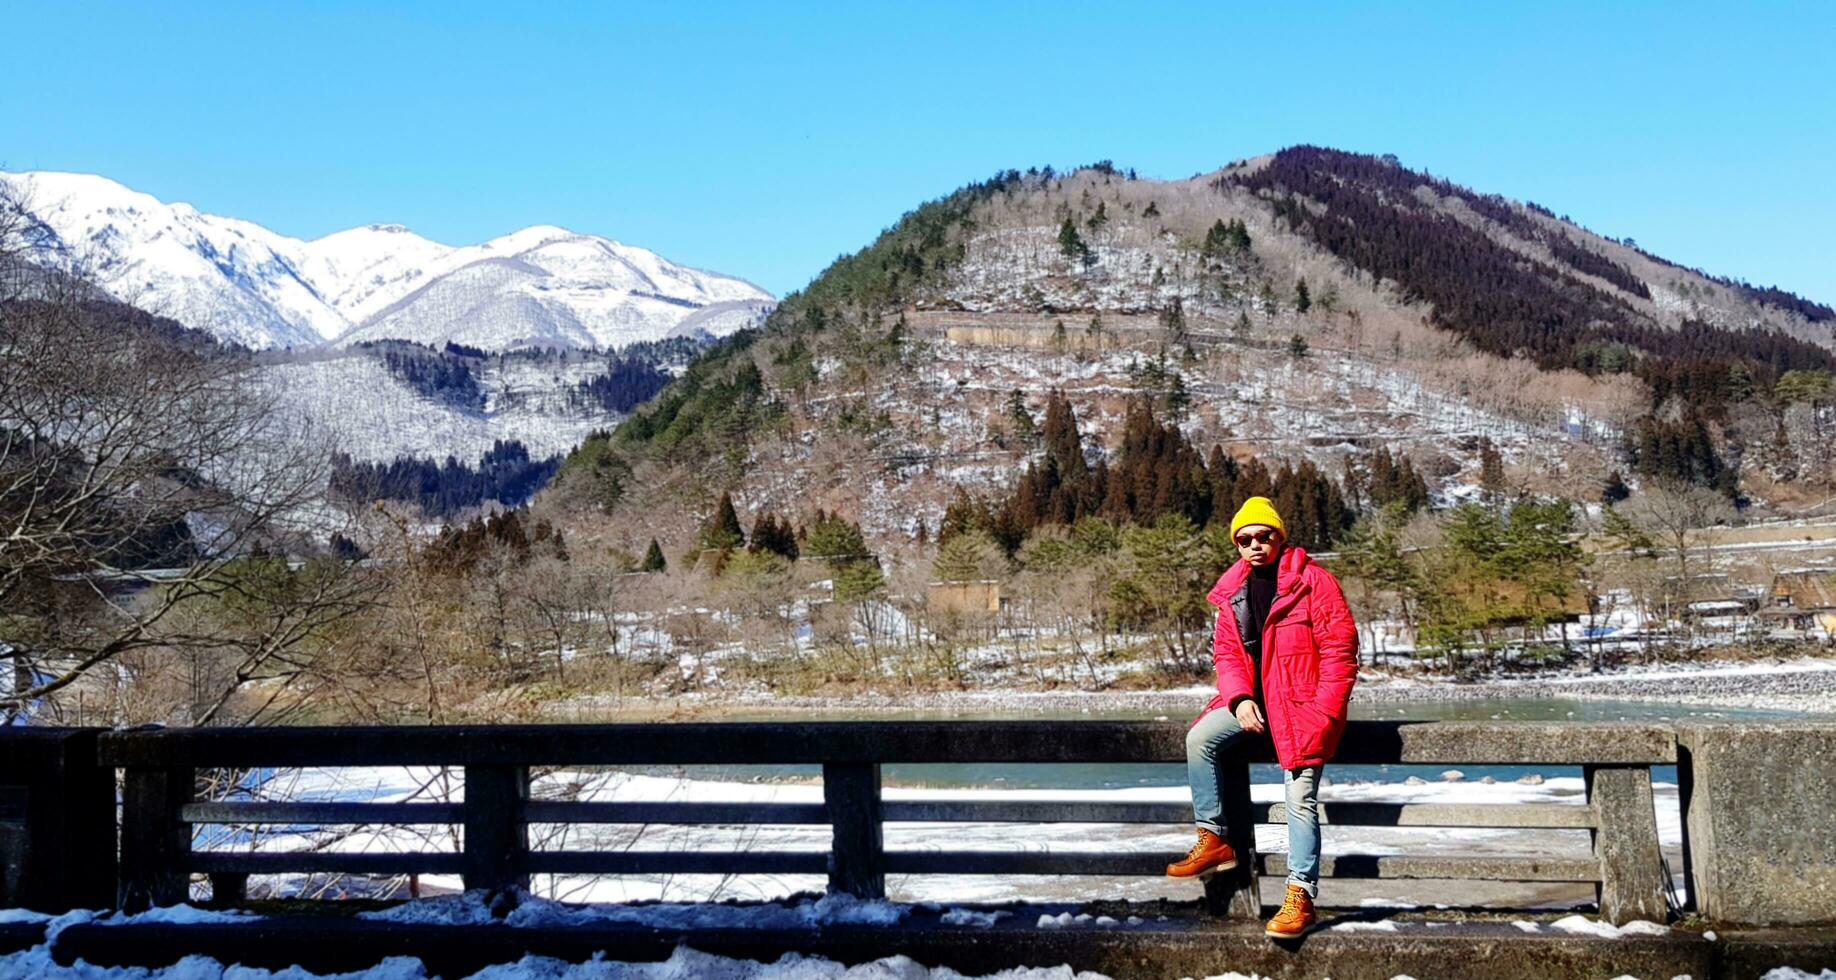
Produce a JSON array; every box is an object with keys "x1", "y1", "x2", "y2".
[{"x1": 2, "y1": 719, "x2": 1832, "y2": 978}]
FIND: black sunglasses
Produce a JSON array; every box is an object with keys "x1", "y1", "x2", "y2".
[{"x1": 1234, "y1": 529, "x2": 1279, "y2": 547}]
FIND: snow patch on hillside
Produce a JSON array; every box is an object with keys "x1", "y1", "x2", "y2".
[{"x1": 259, "y1": 354, "x2": 616, "y2": 463}]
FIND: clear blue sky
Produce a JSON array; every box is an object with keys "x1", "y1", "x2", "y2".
[{"x1": 5, "y1": 2, "x2": 1832, "y2": 304}]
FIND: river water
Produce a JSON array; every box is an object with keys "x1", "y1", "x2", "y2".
[{"x1": 644, "y1": 696, "x2": 1801, "y2": 791}]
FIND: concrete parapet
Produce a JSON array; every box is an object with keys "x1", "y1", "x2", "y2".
[
  {"x1": 46, "y1": 909, "x2": 1739, "y2": 980},
  {"x1": 1679, "y1": 721, "x2": 1836, "y2": 926}
]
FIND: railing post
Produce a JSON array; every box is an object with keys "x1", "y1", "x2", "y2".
[
  {"x1": 206, "y1": 872, "x2": 249, "y2": 907},
  {"x1": 118, "y1": 766, "x2": 192, "y2": 911},
  {"x1": 1205, "y1": 757, "x2": 1261, "y2": 918},
  {"x1": 462, "y1": 765, "x2": 528, "y2": 898},
  {"x1": 1586, "y1": 763, "x2": 1668, "y2": 925},
  {"x1": 823, "y1": 762, "x2": 884, "y2": 899},
  {"x1": 1675, "y1": 741, "x2": 1699, "y2": 915},
  {"x1": 0, "y1": 729, "x2": 116, "y2": 912}
]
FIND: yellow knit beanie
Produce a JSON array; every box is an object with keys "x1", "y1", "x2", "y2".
[{"x1": 1229, "y1": 496, "x2": 1286, "y2": 540}]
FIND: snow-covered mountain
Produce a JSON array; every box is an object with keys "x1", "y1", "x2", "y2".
[{"x1": 0, "y1": 171, "x2": 774, "y2": 351}]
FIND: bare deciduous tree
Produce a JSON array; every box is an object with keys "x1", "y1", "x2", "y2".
[
  {"x1": 1617, "y1": 481, "x2": 1737, "y2": 653},
  {"x1": 1, "y1": 182, "x2": 343, "y2": 721}
]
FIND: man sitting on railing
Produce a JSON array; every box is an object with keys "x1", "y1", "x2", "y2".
[{"x1": 1166, "y1": 496, "x2": 1360, "y2": 938}]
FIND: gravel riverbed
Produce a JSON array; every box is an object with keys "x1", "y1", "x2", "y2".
[{"x1": 535, "y1": 656, "x2": 1836, "y2": 720}]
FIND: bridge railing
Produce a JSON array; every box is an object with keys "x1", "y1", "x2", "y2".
[{"x1": 88, "y1": 720, "x2": 1677, "y2": 924}]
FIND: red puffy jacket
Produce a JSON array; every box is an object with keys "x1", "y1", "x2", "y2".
[{"x1": 1192, "y1": 545, "x2": 1359, "y2": 769}]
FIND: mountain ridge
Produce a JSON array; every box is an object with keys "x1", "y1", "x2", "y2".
[{"x1": 0, "y1": 170, "x2": 775, "y2": 351}]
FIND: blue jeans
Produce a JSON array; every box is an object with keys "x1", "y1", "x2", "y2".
[{"x1": 1185, "y1": 705, "x2": 1323, "y2": 897}]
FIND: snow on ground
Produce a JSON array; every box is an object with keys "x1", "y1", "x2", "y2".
[
  {"x1": 361, "y1": 891, "x2": 910, "y2": 930},
  {"x1": 1349, "y1": 653, "x2": 1836, "y2": 716},
  {"x1": 1541, "y1": 915, "x2": 1672, "y2": 938},
  {"x1": 0, "y1": 938, "x2": 1111, "y2": 980},
  {"x1": 1526, "y1": 656, "x2": 1836, "y2": 686},
  {"x1": 0, "y1": 900, "x2": 1118, "y2": 979},
  {"x1": 0, "y1": 900, "x2": 1760, "y2": 980}
]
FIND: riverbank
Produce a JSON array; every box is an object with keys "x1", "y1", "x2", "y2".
[
  {"x1": 1357, "y1": 654, "x2": 1836, "y2": 715},
  {"x1": 527, "y1": 654, "x2": 1836, "y2": 721}
]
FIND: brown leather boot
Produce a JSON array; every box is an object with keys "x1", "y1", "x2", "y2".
[
  {"x1": 1264, "y1": 883, "x2": 1316, "y2": 936},
  {"x1": 1166, "y1": 827, "x2": 1238, "y2": 877}
]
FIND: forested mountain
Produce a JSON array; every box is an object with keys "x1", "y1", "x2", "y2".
[
  {"x1": 1227, "y1": 147, "x2": 1833, "y2": 411},
  {"x1": 329, "y1": 440, "x2": 562, "y2": 516},
  {"x1": 545, "y1": 148, "x2": 1835, "y2": 564}
]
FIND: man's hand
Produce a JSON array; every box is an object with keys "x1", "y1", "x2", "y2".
[{"x1": 1234, "y1": 698, "x2": 1266, "y2": 734}]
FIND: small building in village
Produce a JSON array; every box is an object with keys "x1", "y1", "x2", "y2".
[
  {"x1": 927, "y1": 579, "x2": 1007, "y2": 615},
  {"x1": 1757, "y1": 568, "x2": 1836, "y2": 635}
]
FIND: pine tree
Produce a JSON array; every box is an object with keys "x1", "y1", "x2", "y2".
[
  {"x1": 329, "y1": 532, "x2": 364, "y2": 560},
  {"x1": 1270, "y1": 459, "x2": 1355, "y2": 550},
  {"x1": 804, "y1": 511, "x2": 869, "y2": 562},
  {"x1": 700, "y1": 491, "x2": 747, "y2": 554},
  {"x1": 1206, "y1": 446, "x2": 1241, "y2": 525},
  {"x1": 1057, "y1": 218, "x2": 1088, "y2": 260},
  {"x1": 1229, "y1": 219, "x2": 1252, "y2": 252},
  {"x1": 1498, "y1": 498, "x2": 1587, "y2": 640},
  {"x1": 1085, "y1": 201, "x2": 1109, "y2": 236},
  {"x1": 1600, "y1": 505, "x2": 1656, "y2": 557},
  {"x1": 1157, "y1": 298, "x2": 1188, "y2": 346},
  {"x1": 749, "y1": 512, "x2": 800, "y2": 560},
  {"x1": 641, "y1": 538, "x2": 667, "y2": 572},
  {"x1": 1478, "y1": 437, "x2": 1506, "y2": 497},
  {"x1": 800, "y1": 509, "x2": 884, "y2": 602},
  {"x1": 886, "y1": 314, "x2": 907, "y2": 356},
  {"x1": 1294, "y1": 278, "x2": 1312, "y2": 314},
  {"x1": 1776, "y1": 369, "x2": 1833, "y2": 404},
  {"x1": 1041, "y1": 390, "x2": 1088, "y2": 480},
  {"x1": 1202, "y1": 219, "x2": 1232, "y2": 258},
  {"x1": 832, "y1": 555, "x2": 886, "y2": 604},
  {"x1": 938, "y1": 487, "x2": 987, "y2": 545},
  {"x1": 1365, "y1": 447, "x2": 1430, "y2": 514},
  {"x1": 1288, "y1": 334, "x2": 1310, "y2": 359},
  {"x1": 1724, "y1": 362, "x2": 1754, "y2": 403},
  {"x1": 1341, "y1": 456, "x2": 1367, "y2": 512},
  {"x1": 1165, "y1": 372, "x2": 1191, "y2": 423},
  {"x1": 1337, "y1": 503, "x2": 1420, "y2": 644},
  {"x1": 1005, "y1": 389, "x2": 1037, "y2": 447},
  {"x1": 1237, "y1": 455, "x2": 1274, "y2": 503},
  {"x1": 933, "y1": 530, "x2": 997, "y2": 582}
]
